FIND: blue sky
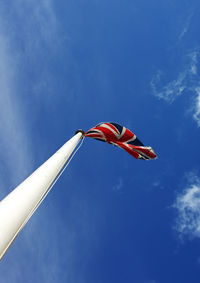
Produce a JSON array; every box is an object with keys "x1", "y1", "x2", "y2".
[{"x1": 0, "y1": 0, "x2": 200, "y2": 282}]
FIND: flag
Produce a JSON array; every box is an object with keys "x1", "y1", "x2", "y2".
[{"x1": 84, "y1": 122, "x2": 157, "y2": 160}]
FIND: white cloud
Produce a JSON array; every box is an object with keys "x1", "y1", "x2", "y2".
[
  {"x1": 0, "y1": 0, "x2": 60, "y2": 189},
  {"x1": 178, "y1": 13, "x2": 193, "y2": 41},
  {"x1": 13, "y1": 0, "x2": 57, "y2": 43},
  {"x1": 0, "y1": 32, "x2": 33, "y2": 192},
  {"x1": 151, "y1": 70, "x2": 186, "y2": 103},
  {"x1": 179, "y1": 25, "x2": 189, "y2": 41},
  {"x1": 192, "y1": 87, "x2": 200, "y2": 127},
  {"x1": 0, "y1": 2, "x2": 65, "y2": 282},
  {"x1": 189, "y1": 51, "x2": 199, "y2": 75},
  {"x1": 0, "y1": 3, "x2": 85, "y2": 283},
  {"x1": 0, "y1": 0, "x2": 62, "y2": 191},
  {"x1": 11, "y1": 0, "x2": 65, "y2": 107},
  {"x1": 151, "y1": 49, "x2": 200, "y2": 126},
  {"x1": 173, "y1": 174, "x2": 200, "y2": 240}
]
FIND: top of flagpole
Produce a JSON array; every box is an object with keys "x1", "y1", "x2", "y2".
[{"x1": 75, "y1": 129, "x2": 85, "y2": 136}]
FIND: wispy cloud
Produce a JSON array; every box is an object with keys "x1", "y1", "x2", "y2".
[
  {"x1": 189, "y1": 51, "x2": 199, "y2": 75},
  {"x1": 151, "y1": 70, "x2": 186, "y2": 103},
  {"x1": 151, "y1": 49, "x2": 200, "y2": 126},
  {"x1": 178, "y1": 13, "x2": 193, "y2": 41},
  {"x1": 13, "y1": 0, "x2": 58, "y2": 45},
  {"x1": 0, "y1": 0, "x2": 62, "y2": 190},
  {"x1": 0, "y1": 1, "x2": 65, "y2": 282},
  {"x1": 0, "y1": 0, "x2": 60, "y2": 190},
  {"x1": 0, "y1": 31, "x2": 33, "y2": 192},
  {"x1": 0, "y1": 1, "x2": 86, "y2": 282},
  {"x1": 192, "y1": 87, "x2": 200, "y2": 126},
  {"x1": 173, "y1": 173, "x2": 200, "y2": 240}
]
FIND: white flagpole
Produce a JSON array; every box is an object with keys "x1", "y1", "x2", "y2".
[{"x1": 0, "y1": 130, "x2": 84, "y2": 260}]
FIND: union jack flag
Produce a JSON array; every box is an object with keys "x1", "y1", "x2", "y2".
[{"x1": 84, "y1": 122, "x2": 157, "y2": 160}]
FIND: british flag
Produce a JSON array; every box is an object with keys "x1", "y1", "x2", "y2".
[{"x1": 84, "y1": 122, "x2": 157, "y2": 160}]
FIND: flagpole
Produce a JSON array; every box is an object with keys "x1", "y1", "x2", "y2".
[{"x1": 0, "y1": 130, "x2": 84, "y2": 260}]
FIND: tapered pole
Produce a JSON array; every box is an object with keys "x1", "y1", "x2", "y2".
[{"x1": 0, "y1": 131, "x2": 83, "y2": 260}]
